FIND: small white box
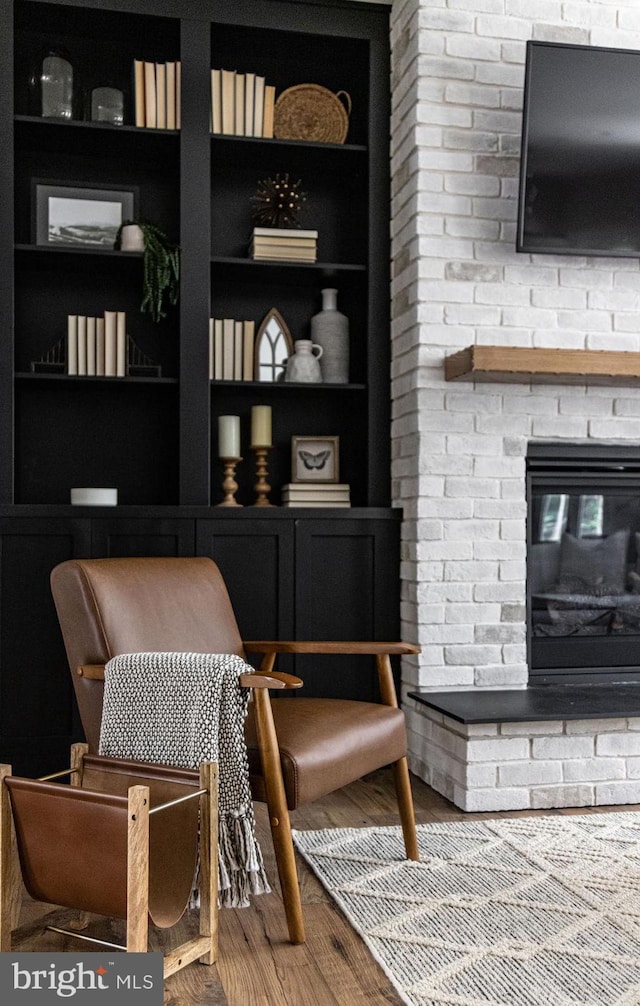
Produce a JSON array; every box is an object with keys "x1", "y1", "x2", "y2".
[{"x1": 70, "y1": 487, "x2": 118, "y2": 506}]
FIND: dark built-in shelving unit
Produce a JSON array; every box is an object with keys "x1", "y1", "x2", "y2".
[{"x1": 0, "y1": 0, "x2": 398, "y2": 775}]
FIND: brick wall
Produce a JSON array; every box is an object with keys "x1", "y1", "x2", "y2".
[
  {"x1": 409, "y1": 707, "x2": 640, "y2": 811},
  {"x1": 390, "y1": 0, "x2": 640, "y2": 809}
]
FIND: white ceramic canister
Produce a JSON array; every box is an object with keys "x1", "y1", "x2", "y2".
[{"x1": 120, "y1": 223, "x2": 145, "y2": 252}]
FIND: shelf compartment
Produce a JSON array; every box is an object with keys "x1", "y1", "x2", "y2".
[
  {"x1": 211, "y1": 141, "x2": 368, "y2": 264},
  {"x1": 209, "y1": 267, "x2": 367, "y2": 385},
  {"x1": 210, "y1": 22, "x2": 370, "y2": 147},
  {"x1": 210, "y1": 382, "x2": 369, "y2": 508},
  {"x1": 445, "y1": 345, "x2": 640, "y2": 384},
  {"x1": 14, "y1": 131, "x2": 179, "y2": 246},
  {"x1": 15, "y1": 379, "x2": 179, "y2": 506},
  {"x1": 14, "y1": 1, "x2": 180, "y2": 126},
  {"x1": 13, "y1": 253, "x2": 178, "y2": 378}
]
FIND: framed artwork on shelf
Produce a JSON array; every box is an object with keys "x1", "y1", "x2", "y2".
[
  {"x1": 33, "y1": 181, "x2": 137, "y2": 249},
  {"x1": 291, "y1": 435, "x2": 340, "y2": 483}
]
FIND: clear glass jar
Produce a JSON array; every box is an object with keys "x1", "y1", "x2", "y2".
[
  {"x1": 91, "y1": 86, "x2": 124, "y2": 126},
  {"x1": 40, "y1": 49, "x2": 73, "y2": 119}
]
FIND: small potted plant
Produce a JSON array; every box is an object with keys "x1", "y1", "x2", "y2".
[{"x1": 117, "y1": 221, "x2": 179, "y2": 324}]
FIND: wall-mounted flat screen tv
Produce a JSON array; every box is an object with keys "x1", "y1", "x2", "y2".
[{"x1": 517, "y1": 40, "x2": 640, "y2": 257}]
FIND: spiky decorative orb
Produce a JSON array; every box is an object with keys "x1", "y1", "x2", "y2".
[{"x1": 251, "y1": 173, "x2": 307, "y2": 228}]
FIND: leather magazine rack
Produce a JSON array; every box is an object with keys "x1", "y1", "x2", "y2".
[{"x1": 0, "y1": 745, "x2": 217, "y2": 978}]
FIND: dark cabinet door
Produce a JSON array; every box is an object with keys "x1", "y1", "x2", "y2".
[
  {"x1": 195, "y1": 518, "x2": 295, "y2": 653},
  {"x1": 0, "y1": 517, "x2": 91, "y2": 775},
  {"x1": 91, "y1": 518, "x2": 195, "y2": 557},
  {"x1": 294, "y1": 517, "x2": 400, "y2": 701}
]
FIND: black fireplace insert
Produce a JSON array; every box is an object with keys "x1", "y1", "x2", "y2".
[{"x1": 528, "y1": 442, "x2": 640, "y2": 683}]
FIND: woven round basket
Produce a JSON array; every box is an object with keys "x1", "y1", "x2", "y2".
[{"x1": 274, "y1": 84, "x2": 351, "y2": 144}]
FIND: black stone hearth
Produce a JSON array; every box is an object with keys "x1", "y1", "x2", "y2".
[{"x1": 409, "y1": 684, "x2": 640, "y2": 724}]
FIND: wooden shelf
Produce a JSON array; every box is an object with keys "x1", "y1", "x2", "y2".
[{"x1": 445, "y1": 345, "x2": 640, "y2": 384}]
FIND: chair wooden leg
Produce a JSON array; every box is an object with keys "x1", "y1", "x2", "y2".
[
  {"x1": 253, "y1": 686, "x2": 305, "y2": 944},
  {"x1": 375, "y1": 653, "x2": 420, "y2": 861},
  {"x1": 392, "y1": 757, "x2": 419, "y2": 861},
  {"x1": 126, "y1": 785, "x2": 150, "y2": 953},
  {"x1": 197, "y1": 761, "x2": 218, "y2": 965}
]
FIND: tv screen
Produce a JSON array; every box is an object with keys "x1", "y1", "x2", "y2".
[{"x1": 517, "y1": 40, "x2": 640, "y2": 257}]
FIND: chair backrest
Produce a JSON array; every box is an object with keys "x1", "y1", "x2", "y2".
[
  {"x1": 50, "y1": 557, "x2": 244, "y2": 750},
  {"x1": 6, "y1": 756, "x2": 200, "y2": 927}
]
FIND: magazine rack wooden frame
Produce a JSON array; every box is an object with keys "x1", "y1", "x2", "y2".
[{"x1": 0, "y1": 744, "x2": 217, "y2": 979}]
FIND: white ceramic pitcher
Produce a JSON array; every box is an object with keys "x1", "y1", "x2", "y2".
[{"x1": 284, "y1": 340, "x2": 323, "y2": 383}]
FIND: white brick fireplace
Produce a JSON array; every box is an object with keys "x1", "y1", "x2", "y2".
[{"x1": 390, "y1": 0, "x2": 640, "y2": 811}]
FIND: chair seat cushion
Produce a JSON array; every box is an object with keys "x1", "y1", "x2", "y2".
[{"x1": 245, "y1": 698, "x2": 407, "y2": 809}]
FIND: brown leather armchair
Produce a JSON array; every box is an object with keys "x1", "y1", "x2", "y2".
[{"x1": 50, "y1": 556, "x2": 420, "y2": 944}]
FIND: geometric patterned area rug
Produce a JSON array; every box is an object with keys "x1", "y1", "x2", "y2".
[{"x1": 292, "y1": 814, "x2": 640, "y2": 1006}]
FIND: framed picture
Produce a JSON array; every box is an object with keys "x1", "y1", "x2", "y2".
[
  {"x1": 33, "y1": 182, "x2": 136, "y2": 249},
  {"x1": 291, "y1": 436, "x2": 340, "y2": 483}
]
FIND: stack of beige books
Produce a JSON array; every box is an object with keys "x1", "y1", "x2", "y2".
[
  {"x1": 209, "y1": 317, "x2": 255, "y2": 380},
  {"x1": 210, "y1": 69, "x2": 275, "y2": 138},
  {"x1": 281, "y1": 482, "x2": 351, "y2": 508},
  {"x1": 133, "y1": 59, "x2": 181, "y2": 129},
  {"x1": 67, "y1": 310, "x2": 126, "y2": 377},
  {"x1": 250, "y1": 227, "x2": 318, "y2": 262}
]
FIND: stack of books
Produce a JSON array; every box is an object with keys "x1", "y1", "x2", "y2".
[
  {"x1": 281, "y1": 483, "x2": 351, "y2": 508},
  {"x1": 67, "y1": 311, "x2": 127, "y2": 377},
  {"x1": 209, "y1": 317, "x2": 255, "y2": 381},
  {"x1": 133, "y1": 60, "x2": 181, "y2": 129},
  {"x1": 211, "y1": 69, "x2": 275, "y2": 138},
  {"x1": 250, "y1": 227, "x2": 318, "y2": 263}
]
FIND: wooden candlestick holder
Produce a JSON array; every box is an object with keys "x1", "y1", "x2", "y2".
[
  {"x1": 217, "y1": 457, "x2": 243, "y2": 507},
  {"x1": 251, "y1": 446, "x2": 275, "y2": 506}
]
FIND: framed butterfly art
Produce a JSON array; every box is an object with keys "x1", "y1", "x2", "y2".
[{"x1": 291, "y1": 436, "x2": 339, "y2": 483}]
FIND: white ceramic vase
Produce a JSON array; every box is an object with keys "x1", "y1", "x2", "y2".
[{"x1": 310, "y1": 288, "x2": 349, "y2": 383}]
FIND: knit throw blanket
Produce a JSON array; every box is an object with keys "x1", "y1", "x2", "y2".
[{"x1": 98, "y1": 651, "x2": 271, "y2": 908}]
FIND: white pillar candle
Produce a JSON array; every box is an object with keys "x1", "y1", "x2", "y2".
[
  {"x1": 218, "y1": 415, "x2": 240, "y2": 458},
  {"x1": 251, "y1": 405, "x2": 272, "y2": 447}
]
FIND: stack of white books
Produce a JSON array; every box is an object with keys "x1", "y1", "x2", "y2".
[
  {"x1": 281, "y1": 482, "x2": 351, "y2": 508},
  {"x1": 250, "y1": 227, "x2": 318, "y2": 262}
]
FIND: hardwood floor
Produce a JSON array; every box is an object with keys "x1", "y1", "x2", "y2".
[{"x1": 11, "y1": 770, "x2": 637, "y2": 1005}]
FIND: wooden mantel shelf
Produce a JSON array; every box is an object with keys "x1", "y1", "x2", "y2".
[{"x1": 445, "y1": 345, "x2": 640, "y2": 384}]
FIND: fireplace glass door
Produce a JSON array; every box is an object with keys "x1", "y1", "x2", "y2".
[{"x1": 528, "y1": 444, "x2": 640, "y2": 682}]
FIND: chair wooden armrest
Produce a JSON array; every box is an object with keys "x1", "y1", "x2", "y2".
[
  {"x1": 76, "y1": 663, "x2": 302, "y2": 690},
  {"x1": 243, "y1": 641, "x2": 421, "y2": 656},
  {"x1": 76, "y1": 664, "x2": 106, "y2": 679},
  {"x1": 244, "y1": 641, "x2": 420, "y2": 708},
  {"x1": 240, "y1": 673, "x2": 303, "y2": 690}
]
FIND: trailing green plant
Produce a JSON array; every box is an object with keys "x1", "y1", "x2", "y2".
[{"x1": 117, "y1": 221, "x2": 180, "y2": 324}]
